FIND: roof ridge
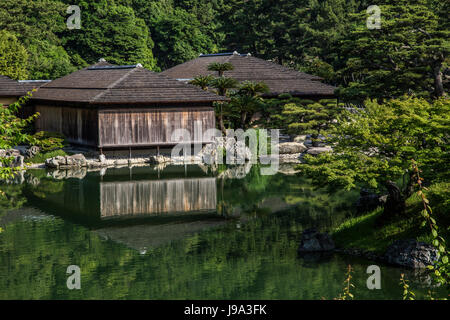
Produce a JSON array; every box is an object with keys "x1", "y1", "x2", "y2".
[
  {"x1": 91, "y1": 66, "x2": 139, "y2": 102},
  {"x1": 247, "y1": 55, "x2": 322, "y2": 79}
]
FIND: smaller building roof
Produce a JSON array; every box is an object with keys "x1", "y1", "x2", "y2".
[
  {"x1": 32, "y1": 61, "x2": 227, "y2": 106},
  {"x1": 162, "y1": 52, "x2": 337, "y2": 98},
  {"x1": 0, "y1": 76, "x2": 49, "y2": 97}
]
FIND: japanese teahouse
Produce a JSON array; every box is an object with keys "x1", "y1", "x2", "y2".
[
  {"x1": 31, "y1": 60, "x2": 227, "y2": 151},
  {"x1": 162, "y1": 52, "x2": 337, "y2": 99}
]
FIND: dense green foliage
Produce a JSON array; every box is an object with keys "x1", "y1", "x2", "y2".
[
  {"x1": 0, "y1": 30, "x2": 29, "y2": 80},
  {"x1": 0, "y1": 0, "x2": 446, "y2": 103},
  {"x1": 0, "y1": 0, "x2": 75, "y2": 79},
  {"x1": 260, "y1": 96, "x2": 339, "y2": 139},
  {"x1": 337, "y1": 0, "x2": 449, "y2": 102},
  {"x1": 302, "y1": 97, "x2": 450, "y2": 191},
  {"x1": 0, "y1": 94, "x2": 38, "y2": 150}
]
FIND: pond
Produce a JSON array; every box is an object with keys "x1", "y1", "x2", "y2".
[{"x1": 0, "y1": 164, "x2": 437, "y2": 299}]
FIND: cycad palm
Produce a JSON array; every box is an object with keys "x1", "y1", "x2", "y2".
[
  {"x1": 210, "y1": 77, "x2": 238, "y2": 96},
  {"x1": 238, "y1": 81, "x2": 269, "y2": 97},
  {"x1": 189, "y1": 75, "x2": 213, "y2": 91},
  {"x1": 207, "y1": 62, "x2": 234, "y2": 77}
]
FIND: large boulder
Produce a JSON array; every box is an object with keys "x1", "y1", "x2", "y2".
[
  {"x1": 278, "y1": 142, "x2": 307, "y2": 154},
  {"x1": 298, "y1": 228, "x2": 335, "y2": 253},
  {"x1": 64, "y1": 154, "x2": 87, "y2": 167},
  {"x1": 45, "y1": 154, "x2": 87, "y2": 168},
  {"x1": 384, "y1": 239, "x2": 439, "y2": 269}
]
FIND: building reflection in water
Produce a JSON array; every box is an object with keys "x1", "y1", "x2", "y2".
[{"x1": 25, "y1": 165, "x2": 220, "y2": 226}]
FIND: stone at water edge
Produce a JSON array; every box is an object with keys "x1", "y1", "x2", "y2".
[
  {"x1": 298, "y1": 228, "x2": 335, "y2": 252},
  {"x1": 278, "y1": 142, "x2": 307, "y2": 154},
  {"x1": 25, "y1": 146, "x2": 41, "y2": 158},
  {"x1": 306, "y1": 146, "x2": 332, "y2": 155},
  {"x1": 45, "y1": 154, "x2": 87, "y2": 168},
  {"x1": 65, "y1": 153, "x2": 87, "y2": 166},
  {"x1": 384, "y1": 239, "x2": 439, "y2": 269}
]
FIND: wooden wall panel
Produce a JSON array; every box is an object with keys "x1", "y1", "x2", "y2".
[
  {"x1": 99, "y1": 107, "x2": 216, "y2": 147},
  {"x1": 35, "y1": 105, "x2": 98, "y2": 146}
]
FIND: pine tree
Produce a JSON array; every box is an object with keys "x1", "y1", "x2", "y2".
[
  {"x1": 337, "y1": 0, "x2": 449, "y2": 102},
  {"x1": 0, "y1": 30, "x2": 29, "y2": 80}
]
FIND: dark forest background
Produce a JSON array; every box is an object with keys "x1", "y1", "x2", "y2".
[{"x1": 0, "y1": 0, "x2": 448, "y2": 101}]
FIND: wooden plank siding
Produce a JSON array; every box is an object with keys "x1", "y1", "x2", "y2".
[
  {"x1": 100, "y1": 177, "x2": 217, "y2": 218},
  {"x1": 35, "y1": 105, "x2": 99, "y2": 146},
  {"x1": 98, "y1": 107, "x2": 216, "y2": 148}
]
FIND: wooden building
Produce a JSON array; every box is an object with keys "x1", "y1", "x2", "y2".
[
  {"x1": 0, "y1": 75, "x2": 49, "y2": 106},
  {"x1": 162, "y1": 52, "x2": 337, "y2": 99},
  {"x1": 31, "y1": 60, "x2": 227, "y2": 150}
]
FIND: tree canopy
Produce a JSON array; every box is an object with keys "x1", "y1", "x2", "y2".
[{"x1": 0, "y1": 30, "x2": 29, "y2": 80}]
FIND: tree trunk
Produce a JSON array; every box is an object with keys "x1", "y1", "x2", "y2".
[
  {"x1": 433, "y1": 63, "x2": 444, "y2": 97},
  {"x1": 379, "y1": 181, "x2": 406, "y2": 223},
  {"x1": 219, "y1": 114, "x2": 226, "y2": 135},
  {"x1": 240, "y1": 112, "x2": 247, "y2": 129}
]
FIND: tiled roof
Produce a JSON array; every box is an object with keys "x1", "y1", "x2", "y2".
[
  {"x1": 161, "y1": 53, "x2": 337, "y2": 97},
  {"x1": 32, "y1": 61, "x2": 227, "y2": 105},
  {"x1": 0, "y1": 76, "x2": 48, "y2": 97}
]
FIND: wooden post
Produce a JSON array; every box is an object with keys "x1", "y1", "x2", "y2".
[
  {"x1": 129, "y1": 147, "x2": 132, "y2": 159},
  {"x1": 157, "y1": 145, "x2": 160, "y2": 156}
]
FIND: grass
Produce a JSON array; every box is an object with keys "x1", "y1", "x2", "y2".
[
  {"x1": 332, "y1": 183, "x2": 450, "y2": 254},
  {"x1": 26, "y1": 150, "x2": 68, "y2": 164}
]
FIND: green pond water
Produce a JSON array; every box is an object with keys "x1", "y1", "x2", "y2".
[{"x1": 0, "y1": 164, "x2": 439, "y2": 299}]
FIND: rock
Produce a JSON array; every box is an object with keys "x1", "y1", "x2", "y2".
[
  {"x1": 99, "y1": 154, "x2": 106, "y2": 163},
  {"x1": 293, "y1": 135, "x2": 307, "y2": 143},
  {"x1": 62, "y1": 154, "x2": 86, "y2": 167},
  {"x1": 298, "y1": 228, "x2": 335, "y2": 252},
  {"x1": 113, "y1": 159, "x2": 129, "y2": 166},
  {"x1": 0, "y1": 149, "x2": 21, "y2": 158},
  {"x1": 0, "y1": 149, "x2": 25, "y2": 168},
  {"x1": 278, "y1": 142, "x2": 307, "y2": 154},
  {"x1": 12, "y1": 155, "x2": 24, "y2": 168},
  {"x1": 25, "y1": 146, "x2": 40, "y2": 158},
  {"x1": 46, "y1": 158, "x2": 60, "y2": 168},
  {"x1": 69, "y1": 154, "x2": 87, "y2": 166},
  {"x1": 384, "y1": 239, "x2": 439, "y2": 269},
  {"x1": 45, "y1": 154, "x2": 87, "y2": 168},
  {"x1": 355, "y1": 189, "x2": 386, "y2": 214},
  {"x1": 306, "y1": 146, "x2": 332, "y2": 155},
  {"x1": 200, "y1": 136, "x2": 252, "y2": 164}
]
